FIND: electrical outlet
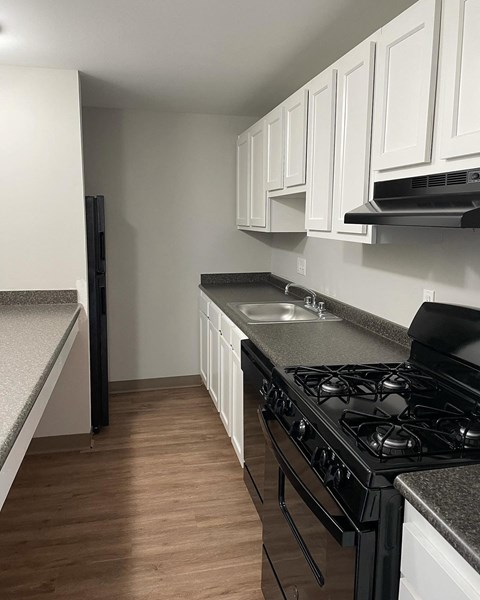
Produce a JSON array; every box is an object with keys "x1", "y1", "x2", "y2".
[
  {"x1": 423, "y1": 289, "x2": 436, "y2": 302},
  {"x1": 297, "y1": 257, "x2": 306, "y2": 276}
]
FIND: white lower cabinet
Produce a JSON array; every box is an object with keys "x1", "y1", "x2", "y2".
[
  {"x1": 231, "y1": 324, "x2": 247, "y2": 465},
  {"x1": 208, "y1": 318, "x2": 220, "y2": 411},
  {"x1": 199, "y1": 311, "x2": 209, "y2": 389},
  {"x1": 198, "y1": 292, "x2": 210, "y2": 389},
  {"x1": 219, "y1": 315, "x2": 233, "y2": 436},
  {"x1": 231, "y1": 348, "x2": 244, "y2": 465},
  {"x1": 198, "y1": 291, "x2": 247, "y2": 465},
  {"x1": 399, "y1": 501, "x2": 480, "y2": 600},
  {"x1": 219, "y1": 334, "x2": 232, "y2": 435}
]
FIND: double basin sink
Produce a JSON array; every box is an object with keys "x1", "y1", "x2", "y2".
[{"x1": 228, "y1": 301, "x2": 341, "y2": 324}]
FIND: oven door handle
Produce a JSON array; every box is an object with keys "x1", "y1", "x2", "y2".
[{"x1": 259, "y1": 407, "x2": 357, "y2": 548}]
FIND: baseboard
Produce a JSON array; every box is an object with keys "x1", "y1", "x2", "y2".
[
  {"x1": 109, "y1": 374, "x2": 202, "y2": 395},
  {"x1": 27, "y1": 433, "x2": 92, "y2": 455}
]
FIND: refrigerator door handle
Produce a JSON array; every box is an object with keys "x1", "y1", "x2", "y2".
[
  {"x1": 99, "y1": 232, "x2": 106, "y2": 261},
  {"x1": 100, "y1": 286, "x2": 107, "y2": 315}
]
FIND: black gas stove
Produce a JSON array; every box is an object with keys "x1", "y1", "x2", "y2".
[
  {"x1": 260, "y1": 302, "x2": 480, "y2": 600},
  {"x1": 272, "y1": 303, "x2": 480, "y2": 488}
]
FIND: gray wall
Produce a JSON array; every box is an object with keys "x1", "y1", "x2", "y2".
[
  {"x1": 82, "y1": 108, "x2": 272, "y2": 382},
  {"x1": 271, "y1": 232, "x2": 480, "y2": 328},
  {"x1": 0, "y1": 66, "x2": 90, "y2": 438}
]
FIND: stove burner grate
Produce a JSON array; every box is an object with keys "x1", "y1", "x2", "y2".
[
  {"x1": 287, "y1": 362, "x2": 438, "y2": 406},
  {"x1": 340, "y1": 402, "x2": 480, "y2": 460}
]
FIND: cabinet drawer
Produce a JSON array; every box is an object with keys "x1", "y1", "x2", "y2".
[
  {"x1": 401, "y1": 523, "x2": 480, "y2": 600},
  {"x1": 208, "y1": 302, "x2": 222, "y2": 330},
  {"x1": 220, "y1": 314, "x2": 233, "y2": 345},
  {"x1": 231, "y1": 325, "x2": 247, "y2": 357},
  {"x1": 199, "y1": 291, "x2": 210, "y2": 317}
]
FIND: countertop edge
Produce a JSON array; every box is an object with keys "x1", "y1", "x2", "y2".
[{"x1": 0, "y1": 305, "x2": 82, "y2": 468}]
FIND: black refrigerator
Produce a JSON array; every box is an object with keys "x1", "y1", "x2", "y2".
[{"x1": 85, "y1": 195, "x2": 109, "y2": 433}]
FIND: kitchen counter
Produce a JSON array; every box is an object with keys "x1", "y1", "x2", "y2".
[
  {"x1": 0, "y1": 302, "x2": 81, "y2": 469},
  {"x1": 395, "y1": 466, "x2": 480, "y2": 575},
  {"x1": 199, "y1": 277, "x2": 409, "y2": 367}
]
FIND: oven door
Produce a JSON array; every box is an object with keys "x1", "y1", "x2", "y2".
[{"x1": 259, "y1": 408, "x2": 375, "y2": 600}]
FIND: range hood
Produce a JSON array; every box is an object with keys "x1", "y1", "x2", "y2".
[{"x1": 344, "y1": 168, "x2": 480, "y2": 228}]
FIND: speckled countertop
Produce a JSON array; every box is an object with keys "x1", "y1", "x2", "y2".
[
  {"x1": 199, "y1": 279, "x2": 408, "y2": 368},
  {"x1": 395, "y1": 467, "x2": 480, "y2": 575},
  {"x1": 0, "y1": 303, "x2": 81, "y2": 468}
]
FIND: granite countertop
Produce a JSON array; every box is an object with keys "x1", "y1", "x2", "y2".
[
  {"x1": 199, "y1": 280, "x2": 409, "y2": 367},
  {"x1": 395, "y1": 466, "x2": 480, "y2": 575},
  {"x1": 0, "y1": 302, "x2": 81, "y2": 468}
]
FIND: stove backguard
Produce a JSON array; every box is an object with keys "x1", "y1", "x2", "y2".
[{"x1": 408, "y1": 302, "x2": 480, "y2": 401}]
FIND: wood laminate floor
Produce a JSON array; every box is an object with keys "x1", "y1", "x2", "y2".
[{"x1": 0, "y1": 387, "x2": 263, "y2": 599}]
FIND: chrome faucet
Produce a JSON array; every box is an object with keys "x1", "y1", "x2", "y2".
[{"x1": 285, "y1": 283, "x2": 325, "y2": 314}]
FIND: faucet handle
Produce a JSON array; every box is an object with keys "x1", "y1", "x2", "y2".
[
  {"x1": 305, "y1": 296, "x2": 312, "y2": 306},
  {"x1": 317, "y1": 301, "x2": 326, "y2": 314}
]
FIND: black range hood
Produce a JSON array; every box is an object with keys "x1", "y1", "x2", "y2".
[{"x1": 344, "y1": 168, "x2": 480, "y2": 228}]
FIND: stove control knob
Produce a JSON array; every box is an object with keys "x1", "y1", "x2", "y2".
[
  {"x1": 260, "y1": 379, "x2": 270, "y2": 399},
  {"x1": 295, "y1": 419, "x2": 309, "y2": 440},
  {"x1": 319, "y1": 448, "x2": 329, "y2": 469},
  {"x1": 274, "y1": 396, "x2": 290, "y2": 415},
  {"x1": 333, "y1": 466, "x2": 345, "y2": 489}
]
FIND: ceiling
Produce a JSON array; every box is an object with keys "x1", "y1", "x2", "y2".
[{"x1": 0, "y1": 0, "x2": 415, "y2": 116}]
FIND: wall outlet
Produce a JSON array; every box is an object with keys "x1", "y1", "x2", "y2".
[
  {"x1": 423, "y1": 289, "x2": 436, "y2": 302},
  {"x1": 297, "y1": 257, "x2": 307, "y2": 276}
]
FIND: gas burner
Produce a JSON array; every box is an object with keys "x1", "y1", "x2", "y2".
[
  {"x1": 338, "y1": 406, "x2": 470, "y2": 460},
  {"x1": 369, "y1": 424, "x2": 418, "y2": 456},
  {"x1": 454, "y1": 422, "x2": 480, "y2": 448},
  {"x1": 320, "y1": 377, "x2": 349, "y2": 395},
  {"x1": 381, "y1": 375, "x2": 409, "y2": 392}
]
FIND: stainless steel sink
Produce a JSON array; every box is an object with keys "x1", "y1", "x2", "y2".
[{"x1": 228, "y1": 301, "x2": 341, "y2": 324}]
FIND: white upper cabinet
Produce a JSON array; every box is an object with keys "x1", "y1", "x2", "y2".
[
  {"x1": 249, "y1": 120, "x2": 267, "y2": 228},
  {"x1": 440, "y1": 0, "x2": 480, "y2": 159},
  {"x1": 373, "y1": 0, "x2": 441, "y2": 171},
  {"x1": 305, "y1": 69, "x2": 337, "y2": 232},
  {"x1": 265, "y1": 106, "x2": 284, "y2": 192},
  {"x1": 238, "y1": 0, "x2": 480, "y2": 239},
  {"x1": 332, "y1": 40, "x2": 376, "y2": 238},
  {"x1": 236, "y1": 131, "x2": 249, "y2": 226},
  {"x1": 284, "y1": 88, "x2": 308, "y2": 188}
]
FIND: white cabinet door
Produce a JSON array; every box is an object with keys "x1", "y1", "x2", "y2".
[
  {"x1": 249, "y1": 120, "x2": 267, "y2": 227},
  {"x1": 199, "y1": 310, "x2": 209, "y2": 389},
  {"x1": 373, "y1": 0, "x2": 441, "y2": 170},
  {"x1": 219, "y1": 334, "x2": 232, "y2": 436},
  {"x1": 333, "y1": 40, "x2": 375, "y2": 236},
  {"x1": 208, "y1": 320, "x2": 220, "y2": 411},
  {"x1": 440, "y1": 0, "x2": 480, "y2": 159},
  {"x1": 236, "y1": 130, "x2": 249, "y2": 226},
  {"x1": 284, "y1": 88, "x2": 308, "y2": 188},
  {"x1": 305, "y1": 69, "x2": 337, "y2": 232},
  {"x1": 265, "y1": 106, "x2": 284, "y2": 192},
  {"x1": 231, "y1": 350, "x2": 244, "y2": 466}
]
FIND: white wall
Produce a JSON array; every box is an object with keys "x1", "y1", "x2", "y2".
[
  {"x1": 0, "y1": 65, "x2": 90, "y2": 437},
  {"x1": 82, "y1": 108, "x2": 272, "y2": 382},
  {"x1": 271, "y1": 231, "x2": 480, "y2": 328}
]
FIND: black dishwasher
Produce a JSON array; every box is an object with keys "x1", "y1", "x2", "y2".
[{"x1": 241, "y1": 340, "x2": 274, "y2": 519}]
